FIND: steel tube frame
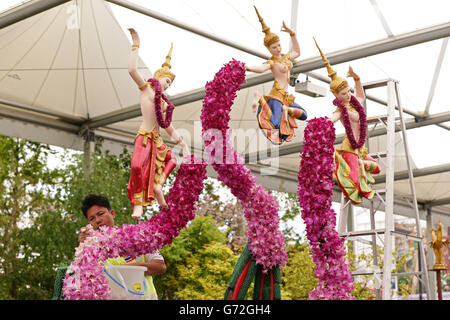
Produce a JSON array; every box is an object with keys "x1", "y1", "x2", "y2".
[
  {"x1": 87, "y1": 0, "x2": 450, "y2": 128},
  {"x1": 246, "y1": 110, "x2": 450, "y2": 162},
  {"x1": 3, "y1": 0, "x2": 450, "y2": 132},
  {"x1": 0, "y1": 98, "x2": 84, "y2": 124},
  {"x1": 369, "y1": 0, "x2": 393, "y2": 37},
  {"x1": 424, "y1": 37, "x2": 449, "y2": 115},
  {"x1": 395, "y1": 81, "x2": 431, "y2": 299},
  {"x1": 105, "y1": 0, "x2": 268, "y2": 59},
  {"x1": 0, "y1": 0, "x2": 71, "y2": 29}
]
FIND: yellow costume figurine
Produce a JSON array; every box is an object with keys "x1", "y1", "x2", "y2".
[
  {"x1": 247, "y1": 6, "x2": 308, "y2": 145},
  {"x1": 314, "y1": 38, "x2": 380, "y2": 205},
  {"x1": 127, "y1": 28, "x2": 190, "y2": 219},
  {"x1": 427, "y1": 220, "x2": 450, "y2": 270}
]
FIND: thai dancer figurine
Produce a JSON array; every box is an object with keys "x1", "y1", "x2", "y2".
[
  {"x1": 314, "y1": 38, "x2": 380, "y2": 205},
  {"x1": 247, "y1": 6, "x2": 308, "y2": 145},
  {"x1": 127, "y1": 28, "x2": 190, "y2": 219}
]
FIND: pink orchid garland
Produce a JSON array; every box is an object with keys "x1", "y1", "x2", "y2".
[
  {"x1": 63, "y1": 155, "x2": 207, "y2": 300},
  {"x1": 297, "y1": 117, "x2": 355, "y2": 300},
  {"x1": 200, "y1": 59, "x2": 288, "y2": 272},
  {"x1": 147, "y1": 78, "x2": 175, "y2": 129},
  {"x1": 332, "y1": 95, "x2": 367, "y2": 150}
]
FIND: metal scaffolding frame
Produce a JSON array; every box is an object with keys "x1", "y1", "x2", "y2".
[
  {"x1": 338, "y1": 79, "x2": 431, "y2": 300},
  {"x1": 424, "y1": 37, "x2": 449, "y2": 115}
]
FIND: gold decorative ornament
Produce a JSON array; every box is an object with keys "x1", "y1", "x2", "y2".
[
  {"x1": 427, "y1": 220, "x2": 450, "y2": 270},
  {"x1": 154, "y1": 43, "x2": 175, "y2": 82},
  {"x1": 254, "y1": 6, "x2": 280, "y2": 49},
  {"x1": 313, "y1": 37, "x2": 349, "y2": 94},
  {"x1": 138, "y1": 82, "x2": 148, "y2": 91}
]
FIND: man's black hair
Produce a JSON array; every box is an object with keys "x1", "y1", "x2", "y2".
[{"x1": 81, "y1": 194, "x2": 111, "y2": 218}]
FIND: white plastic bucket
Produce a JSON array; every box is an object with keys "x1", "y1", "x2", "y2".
[{"x1": 103, "y1": 265, "x2": 147, "y2": 300}]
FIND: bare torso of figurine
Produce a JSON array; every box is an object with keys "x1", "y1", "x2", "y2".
[
  {"x1": 270, "y1": 55, "x2": 293, "y2": 91},
  {"x1": 139, "y1": 88, "x2": 167, "y2": 132},
  {"x1": 344, "y1": 103, "x2": 361, "y2": 141},
  {"x1": 334, "y1": 103, "x2": 361, "y2": 143}
]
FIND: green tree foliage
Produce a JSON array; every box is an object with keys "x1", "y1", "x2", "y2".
[
  {"x1": 281, "y1": 244, "x2": 317, "y2": 300},
  {"x1": 154, "y1": 215, "x2": 237, "y2": 300},
  {"x1": 0, "y1": 136, "x2": 63, "y2": 299},
  {"x1": 0, "y1": 137, "x2": 137, "y2": 299},
  {"x1": 196, "y1": 180, "x2": 247, "y2": 254},
  {"x1": 45, "y1": 142, "x2": 136, "y2": 270},
  {"x1": 56, "y1": 141, "x2": 135, "y2": 228}
]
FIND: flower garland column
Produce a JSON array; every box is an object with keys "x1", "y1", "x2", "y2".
[
  {"x1": 297, "y1": 117, "x2": 355, "y2": 300},
  {"x1": 200, "y1": 59, "x2": 288, "y2": 300}
]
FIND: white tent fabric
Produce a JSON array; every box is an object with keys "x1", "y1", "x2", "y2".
[
  {"x1": 0, "y1": 0, "x2": 449, "y2": 222},
  {"x1": 0, "y1": 0, "x2": 151, "y2": 119}
]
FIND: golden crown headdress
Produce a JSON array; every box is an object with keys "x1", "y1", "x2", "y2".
[
  {"x1": 254, "y1": 6, "x2": 280, "y2": 49},
  {"x1": 313, "y1": 38, "x2": 348, "y2": 94},
  {"x1": 154, "y1": 43, "x2": 175, "y2": 82}
]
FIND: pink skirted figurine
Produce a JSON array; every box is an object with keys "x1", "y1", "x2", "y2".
[
  {"x1": 127, "y1": 28, "x2": 190, "y2": 219},
  {"x1": 314, "y1": 38, "x2": 380, "y2": 205},
  {"x1": 246, "y1": 6, "x2": 308, "y2": 145}
]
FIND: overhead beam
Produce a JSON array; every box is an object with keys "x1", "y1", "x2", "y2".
[
  {"x1": 0, "y1": 0, "x2": 71, "y2": 29},
  {"x1": 0, "y1": 104, "x2": 79, "y2": 133},
  {"x1": 369, "y1": 0, "x2": 393, "y2": 37},
  {"x1": 3, "y1": 108, "x2": 446, "y2": 217},
  {"x1": 425, "y1": 197, "x2": 450, "y2": 208},
  {"x1": 374, "y1": 163, "x2": 450, "y2": 184},
  {"x1": 246, "y1": 110, "x2": 450, "y2": 161},
  {"x1": 245, "y1": 21, "x2": 450, "y2": 88},
  {"x1": 255, "y1": 160, "x2": 450, "y2": 195},
  {"x1": 424, "y1": 37, "x2": 448, "y2": 115},
  {"x1": 305, "y1": 71, "x2": 450, "y2": 130},
  {"x1": 88, "y1": 61, "x2": 450, "y2": 132},
  {"x1": 84, "y1": 87, "x2": 206, "y2": 129},
  {"x1": 289, "y1": 0, "x2": 299, "y2": 52},
  {"x1": 105, "y1": 0, "x2": 268, "y2": 59},
  {"x1": 83, "y1": 16, "x2": 450, "y2": 129},
  {"x1": 304, "y1": 72, "x2": 422, "y2": 118},
  {"x1": 247, "y1": 163, "x2": 450, "y2": 219},
  {"x1": 3, "y1": 0, "x2": 450, "y2": 132},
  {"x1": 0, "y1": 98, "x2": 84, "y2": 125}
]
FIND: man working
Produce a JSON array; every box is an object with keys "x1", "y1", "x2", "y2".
[{"x1": 78, "y1": 194, "x2": 166, "y2": 300}]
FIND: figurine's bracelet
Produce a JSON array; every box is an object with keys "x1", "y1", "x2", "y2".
[
  {"x1": 132, "y1": 43, "x2": 139, "y2": 51},
  {"x1": 138, "y1": 82, "x2": 148, "y2": 90},
  {"x1": 353, "y1": 76, "x2": 360, "y2": 82},
  {"x1": 289, "y1": 32, "x2": 296, "y2": 37}
]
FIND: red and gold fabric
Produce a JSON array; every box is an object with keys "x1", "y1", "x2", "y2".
[
  {"x1": 127, "y1": 128, "x2": 177, "y2": 208},
  {"x1": 334, "y1": 135, "x2": 381, "y2": 205}
]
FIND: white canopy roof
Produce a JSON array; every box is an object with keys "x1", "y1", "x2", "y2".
[{"x1": 0, "y1": 0, "x2": 449, "y2": 223}]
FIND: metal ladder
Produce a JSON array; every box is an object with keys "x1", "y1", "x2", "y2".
[{"x1": 337, "y1": 78, "x2": 431, "y2": 300}]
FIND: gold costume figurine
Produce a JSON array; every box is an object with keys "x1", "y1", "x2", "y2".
[
  {"x1": 314, "y1": 38, "x2": 381, "y2": 205},
  {"x1": 427, "y1": 220, "x2": 450, "y2": 270},
  {"x1": 247, "y1": 6, "x2": 308, "y2": 145}
]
